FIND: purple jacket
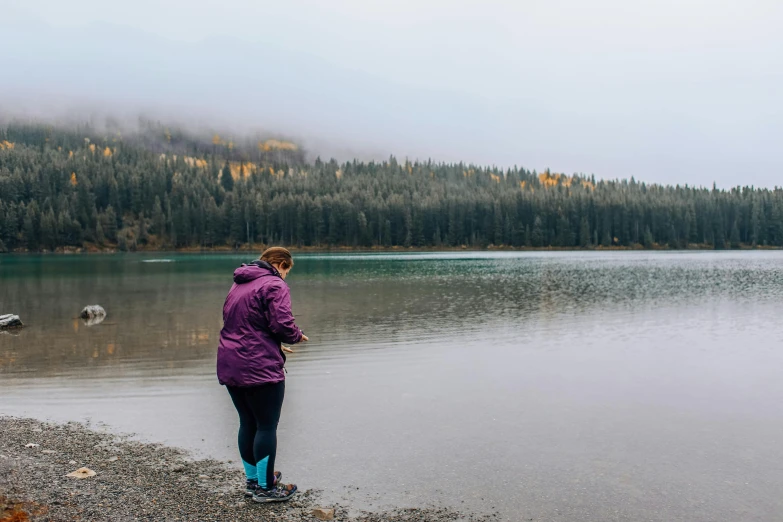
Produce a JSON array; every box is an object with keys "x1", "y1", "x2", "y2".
[{"x1": 217, "y1": 261, "x2": 303, "y2": 387}]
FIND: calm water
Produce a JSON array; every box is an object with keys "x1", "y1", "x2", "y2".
[{"x1": 2, "y1": 251, "x2": 783, "y2": 521}]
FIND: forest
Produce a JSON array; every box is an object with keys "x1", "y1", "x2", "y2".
[{"x1": 1, "y1": 121, "x2": 782, "y2": 253}]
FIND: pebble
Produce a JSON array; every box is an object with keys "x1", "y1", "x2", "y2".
[
  {"x1": 24, "y1": 443, "x2": 40, "y2": 448},
  {"x1": 312, "y1": 507, "x2": 335, "y2": 520},
  {"x1": 66, "y1": 467, "x2": 97, "y2": 479},
  {"x1": 2, "y1": 416, "x2": 495, "y2": 522},
  {"x1": 107, "y1": 456, "x2": 119, "y2": 462}
]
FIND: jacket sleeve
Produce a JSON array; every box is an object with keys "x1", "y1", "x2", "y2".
[{"x1": 264, "y1": 282, "x2": 303, "y2": 344}]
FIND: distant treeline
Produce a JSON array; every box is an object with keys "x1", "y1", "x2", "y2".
[{"x1": 1, "y1": 122, "x2": 782, "y2": 253}]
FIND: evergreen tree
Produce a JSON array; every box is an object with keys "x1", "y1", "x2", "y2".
[
  {"x1": 23, "y1": 202, "x2": 40, "y2": 250},
  {"x1": 531, "y1": 216, "x2": 544, "y2": 247},
  {"x1": 151, "y1": 196, "x2": 165, "y2": 236},
  {"x1": 643, "y1": 227, "x2": 654, "y2": 247},
  {"x1": 221, "y1": 162, "x2": 234, "y2": 192},
  {"x1": 104, "y1": 206, "x2": 118, "y2": 242},
  {"x1": 1, "y1": 122, "x2": 782, "y2": 253},
  {"x1": 579, "y1": 217, "x2": 591, "y2": 248},
  {"x1": 40, "y1": 208, "x2": 57, "y2": 251},
  {"x1": 357, "y1": 211, "x2": 370, "y2": 247},
  {"x1": 383, "y1": 220, "x2": 392, "y2": 247},
  {"x1": 96, "y1": 220, "x2": 105, "y2": 245},
  {"x1": 556, "y1": 215, "x2": 573, "y2": 247},
  {"x1": 730, "y1": 220, "x2": 741, "y2": 249},
  {"x1": 137, "y1": 212, "x2": 148, "y2": 245},
  {"x1": 3, "y1": 205, "x2": 18, "y2": 249}
]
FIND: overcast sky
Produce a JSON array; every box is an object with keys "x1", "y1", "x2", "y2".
[{"x1": 2, "y1": 1, "x2": 781, "y2": 187}]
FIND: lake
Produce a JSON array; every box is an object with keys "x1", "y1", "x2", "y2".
[{"x1": 2, "y1": 251, "x2": 782, "y2": 521}]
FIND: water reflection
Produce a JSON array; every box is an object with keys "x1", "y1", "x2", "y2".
[{"x1": 2, "y1": 252, "x2": 783, "y2": 378}]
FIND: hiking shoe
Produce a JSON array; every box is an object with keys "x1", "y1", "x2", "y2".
[
  {"x1": 252, "y1": 482, "x2": 298, "y2": 503},
  {"x1": 244, "y1": 472, "x2": 282, "y2": 496}
]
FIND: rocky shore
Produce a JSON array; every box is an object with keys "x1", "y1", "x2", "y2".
[{"x1": 0, "y1": 417, "x2": 494, "y2": 522}]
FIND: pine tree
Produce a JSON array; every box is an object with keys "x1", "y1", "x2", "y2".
[
  {"x1": 556, "y1": 214, "x2": 573, "y2": 247},
  {"x1": 357, "y1": 211, "x2": 369, "y2": 247},
  {"x1": 383, "y1": 219, "x2": 392, "y2": 247},
  {"x1": 3, "y1": 122, "x2": 783, "y2": 252},
  {"x1": 493, "y1": 202, "x2": 503, "y2": 245},
  {"x1": 152, "y1": 196, "x2": 165, "y2": 236},
  {"x1": 643, "y1": 227, "x2": 654, "y2": 248},
  {"x1": 531, "y1": 216, "x2": 544, "y2": 247},
  {"x1": 730, "y1": 220, "x2": 741, "y2": 249},
  {"x1": 104, "y1": 206, "x2": 118, "y2": 242},
  {"x1": 23, "y1": 202, "x2": 39, "y2": 250},
  {"x1": 750, "y1": 202, "x2": 760, "y2": 246},
  {"x1": 403, "y1": 208, "x2": 413, "y2": 248},
  {"x1": 96, "y1": 220, "x2": 105, "y2": 245},
  {"x1": 137, "y1": 212, "x2": 148, "y2": 245},
  {"x1": 579, "y1": 217, "x2": 591, "y2": 248},
  {"x1": 40, "y1": 208, "x2": 57, "y2": 251},
  {"x1": 2, "y1": 206, "x2": 17, "y2": 250},
  {"x1": 221, "y1": 162, "x2": 234, "y2": 192}
]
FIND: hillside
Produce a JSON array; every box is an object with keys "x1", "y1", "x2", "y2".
[{"x1": 0, "y1": 122, "x2": 782, "y2": 252}]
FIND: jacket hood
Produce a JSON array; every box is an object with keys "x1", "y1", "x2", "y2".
[{"x1": 233, "y1": 260, "x2": 280, "y2": 284}]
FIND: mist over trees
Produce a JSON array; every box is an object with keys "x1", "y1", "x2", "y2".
[{"x1": 1, "y1": 122, "x2": 782, "y2": 253}]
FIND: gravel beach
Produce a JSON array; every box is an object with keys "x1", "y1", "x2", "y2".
[{"x1": 1, "y1": 417, "x2": 495, "y2": 522}]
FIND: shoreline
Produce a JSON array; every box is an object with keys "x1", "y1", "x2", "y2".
[
  {"x1": 2, "y1": 243, "x2": 780, "y2": 256},
  {"x1": 0, "y1": 417, "x2": 492, "y2": 522}
]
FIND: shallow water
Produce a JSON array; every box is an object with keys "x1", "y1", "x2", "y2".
[{"x1": 2, "y1": 251, "x2": 783, "y2": 521}]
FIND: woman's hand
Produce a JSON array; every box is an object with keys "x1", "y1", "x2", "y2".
[{"x1": 282, "y1": 334, "x2": 308, "y2": 353}]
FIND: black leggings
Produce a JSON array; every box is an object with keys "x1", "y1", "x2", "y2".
[{"x1": 226, "y1": 381, "x2": 285, "y2": 489}]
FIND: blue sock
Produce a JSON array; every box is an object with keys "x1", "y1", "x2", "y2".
[
  {"x1": 242, "y1": 460, "x2": 257, "y2": 482},
  {"x1": 256, "y1": 456, "x2": 270, "y2": 489}
]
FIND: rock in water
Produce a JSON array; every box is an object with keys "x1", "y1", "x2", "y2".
[
  {"x1": 66, "y1": 467, "x2": 96, "y2": 479},
  {"x1": 0, "y1": 314, "x2": 23, "y2": 329},
  {"x1": 80, "y1": 305, "x2": 106, "y2": 320},
  {"x1": 82, "y1": 314, "x2": 106, "y2": 327},
  {"x1": 312, "y1": 508, "x2": 335, "y2": 521}
]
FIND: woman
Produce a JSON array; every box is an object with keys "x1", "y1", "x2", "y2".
[{"x1": 217, "y1": 247, "x2": 308, "y2": 503}]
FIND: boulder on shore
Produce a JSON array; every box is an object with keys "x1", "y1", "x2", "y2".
[
  {"x1": 79, "y1": 305, "x2": 106, "y2": 320},
  {"x1": 0, "y1": 314, "x2": 23, "y2": 329}
]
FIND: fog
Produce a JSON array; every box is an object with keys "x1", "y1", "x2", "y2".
[{"x1": 2, "y1": 1, "x2": 781, "y2": 187}]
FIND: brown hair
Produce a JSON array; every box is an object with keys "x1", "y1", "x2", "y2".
[{"x1": 260, "y1": 247, "x2": 294, "y2": 270}]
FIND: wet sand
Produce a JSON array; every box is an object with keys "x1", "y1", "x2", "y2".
[{"x1": 0, "y1": 417, "x2": 495, "y2": 522}]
